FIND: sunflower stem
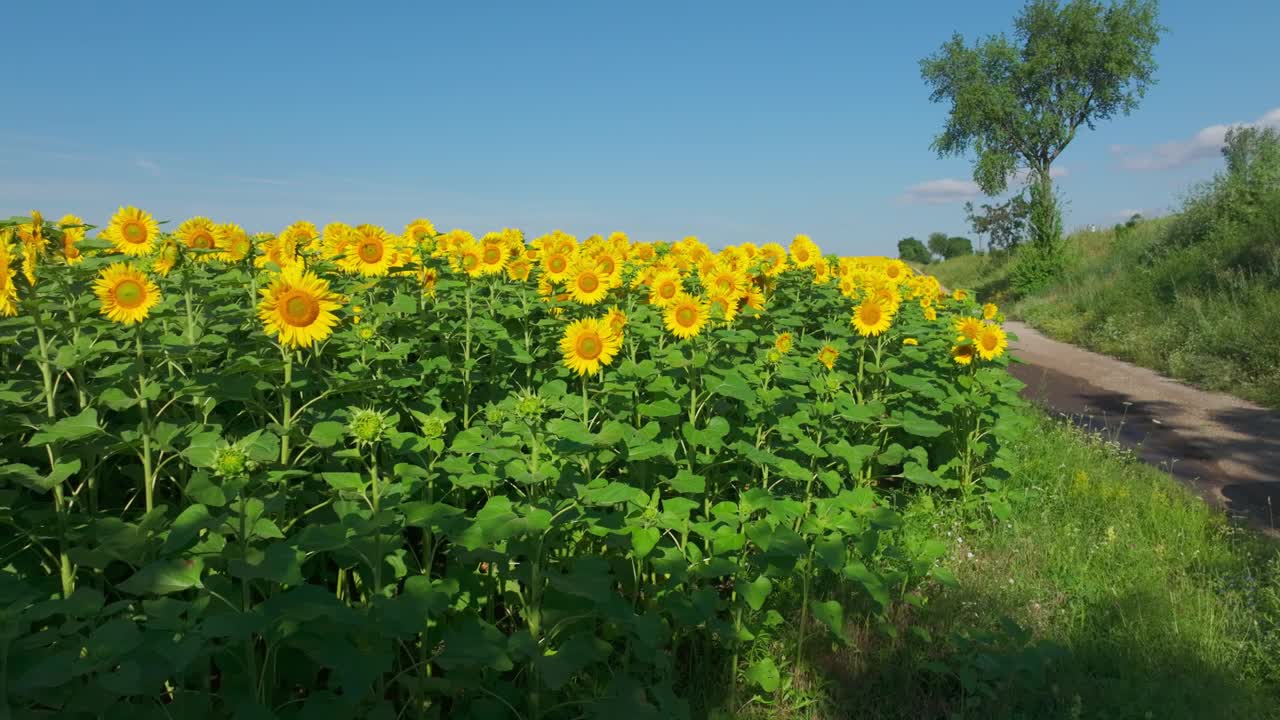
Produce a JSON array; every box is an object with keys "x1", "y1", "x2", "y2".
[
  {"x1": 462, "y1": 280, "x2": 473, "y2": 428},
  {"x1": 581, "y1": 375, "x2": 590, "y2": 427},
  {"x1": 280, "y1": 348, "x2": 294, "y2": 465},
  {"x1": 33, "y1": 310, "x2": 75, "y2": 599},
  {"x1": 136, "y1": 325, "x2": 155, "y2": 513}
]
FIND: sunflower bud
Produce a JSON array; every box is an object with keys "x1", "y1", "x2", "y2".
[
  {"x1": 514, "y1": 393, "x2": 544, "y2": 421},
  {"x1": 420, "y1": 415, "x2": 446, "y2": 440},
  {"x1": 348, "y1": 408, "x2": 390, "y2": 445},
  {"x1": 213, "y1": 444, "x2": 252, "y2": 479}
]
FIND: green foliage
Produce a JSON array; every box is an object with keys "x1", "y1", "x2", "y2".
[
  {"x1": 759, "y1": 416, "x2": 1280, "y2": 719},
  {"x1": 0, "y1": 230, "x2": 1028, "y2": 718},
  {"x1": 966, "y1": 195, "x2": 1032, "y2": 252},
  {"x1": 897, "y1": 236, "x2": 932, "y2": 265},
  {"x1": 921, "y1": 0, "x2": 1164, "y2": 251},
  {"x1": 1010, "y1": 128, "x2": 1280, "y2": 406}
]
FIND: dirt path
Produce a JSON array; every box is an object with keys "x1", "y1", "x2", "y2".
[{"x1": 1005, "y1": 320, "x2": 1280, "y2": 530}]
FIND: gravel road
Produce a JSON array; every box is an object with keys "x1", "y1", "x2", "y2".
[{"x1": 1005, "y1": 320, "x2": 1280, "y2": 530}]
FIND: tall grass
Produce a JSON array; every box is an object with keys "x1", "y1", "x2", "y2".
[{"x1": 733, "y1": 414, "x2": 1280, "y2": 719}]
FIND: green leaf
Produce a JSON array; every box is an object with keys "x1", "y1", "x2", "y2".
[
  {"x1": 811, "y1": 599, "x2": 846, "y2": 642},
  {"x1": 322, "y1": 472, "x2": 365, "y2": 492},
  {"x1": 118, "y1": 557, "x2": 205, "y2": 595},
  {"x1": 638, "y1": 399, "x2": 681, "y2": 418},
  {"x1": 27, "y1": 407, "x2": 101, "y2": 446},
  {"x1": 667, "y1": 470, "x2": 706, "y2": 495},
  {"x1": 745, "y1": 657, "x2": 780, "y2": 692},
  {"x1": 308, "y1": 421, "x2": 346, "y2": 448},
  {"x1": 707, "y1": 370, "x2": 755, "y2": 405},
  {"x1": 736, "y1": 575, "x2": 773, "y2": 611},
  {"x1": 631, "y1": 527, "x2": 660, "y2": 559},
  {"x1": 895, "y1": 411, "x2": 947, "y2": 438}
]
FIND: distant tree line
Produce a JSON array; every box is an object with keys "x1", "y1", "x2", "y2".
[{"x1": 897, "y1": 232, "x2": 973, "y2": 264}]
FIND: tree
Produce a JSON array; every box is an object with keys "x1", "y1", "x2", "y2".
[
  {"x1": 946, "y1": 236, "x2": 974, "y2": 258},
  {"x1": 927, "y1": 232, "x2": 951, "y2": 259},
  {"x1": 965, "y1": 195, "x2": 1031, "y2": 252},
  {"x1": 921, "y1": 0, "x2": 1163, "y2": 244},
  {"x1": 897, "y1": 236, "x2": 932, "y2": 264}
]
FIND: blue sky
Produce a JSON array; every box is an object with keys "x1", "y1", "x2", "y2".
[{"x1": 2, "y1": 1, "x2": 1277, "y2": 256}]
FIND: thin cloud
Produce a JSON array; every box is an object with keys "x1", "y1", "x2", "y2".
[
  {"x1": 1111, "y1": 107, "x2": 1280, "y2": 171},
  {"x1": 898, "y1": 178, "x2": 981, "y2": 206},
  {"x1": 898, "y1": 166, "x2": 1067, "y2": 206},
  {"x1": 135, "y1": 156, "x2": 161, "y2": 176}
]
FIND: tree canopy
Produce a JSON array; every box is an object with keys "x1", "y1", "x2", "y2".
[
  {"x1": 897, "y1": 237, "x2": 932, "y2": 264},
  {"x1": 920, "y1": 0, "x2": 1163, "y2": 196}
]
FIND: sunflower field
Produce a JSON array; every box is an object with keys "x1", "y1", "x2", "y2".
[{"x1": 0, "y1": 209, "x2": 1023, "y2": 719}]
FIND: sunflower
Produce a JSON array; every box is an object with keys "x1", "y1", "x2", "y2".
[
  {"x1": 774, "y1": 332, "x2": 794, "y2": 354},
  {"x1": 758, "y1": 243, "x2": 788, "y2": 276},
  {"x1": 559, "y1": 317, "x2": 622, "y2": 376},
  {"x1": 568, "y1": 264, "x2": 610, "y2": 305},
  {"x1": 341, "y1": 225, "x2": 399, "y2": 276},
  {"x1": 258, "y1": 265, "x2": 343, "y2": 348},
  {"x1": 707, "y1": 265, "x2": 746, "y2": 297},
  {"x1": 103, "y1": 206, "x2": 159, "y2": 256},
  {"x1": 507, "y1": 257, "x2": 533, "y2": 282},
  {"x1": 851, "y1": 298, "x2": 892, "y2": 337},
  {"x1": 218, "y1": 223, "x2": 252, "y2": 262},
  {"x1": 419, "y1": 266, "x2": 440, "y2": 297},
  {"x1": 903, "y1": 337, "x2": 919, "y2": 346},
  {"x1": 951, "y1": 344, "x2": 976, "y2": 366},
  {"x1": 789, "y1": 234, "x2": 820, "y2": 268},
  {"x1": 94, "y1": 263, "x2": 161, "y2": 325},
  {"x1": 952, "y1": 288, "x2": 968, "y2": 302},
  {"x1": 743, "y1": 285, "x2": 767, "y2": 311},
  {"x1": 176, "y1": 216, "x2": 224, "y2": 262},
  {"x1": 708, "y1": 292, "x2": 739, "y2": 324},
  {"x1": 605, "y1": 305, "x2": 628, "y2": 335},
  {"x1": 924, "y1": 306, "x2": 938, "y2": 322},
  {"x1": 982, "y1": 302, "x2": 999, "y2": 320},
  {"x1": 817, "y1": 344, "x2": 839, "y2": 370},
  {"x1": 541, "y1": 251, "x2": 572, "y2": 282},
  {"x1": 648, "y1": 270, "x2": 682, "y2": 307},
  {"x1": 321, "y1": 222, "x2": 354, "y2": 260},
  {"x1": 883, "y1": 259, "x2": 909, "y2": 282},
  {"x1": 153, "y1": 238, "x2": 181, "y2": 276},
  {"x1": 404, "y1": 218, "x2": 437, "y2": 247},
  {"x1": 954, "y1": 316, "x2": 983, "y2": 342},
  {"x1": 255, "y1": 234, "x2": 300, "y2": 271},
  {"x1": 664, "y1": 293, "x2": 709, "y2": 340},
  {"x1": 478, "y1": 236, "x2": 509, "y2": 276},
  {"x1": 456, "y1": 241, "x2": 485, "y2": 277},
  {"x1": 0, "y1": 241, "x2": 18, "y2": 316},
  {"x1": 58, "y1": 214, "x2": 86, "y2": 264},
  {"x1": 281, "y1": 221, "x2": 319, "y2": 253},
  {"x1": 975, "y1": 323, "x2": 1008, "y2": 361}
]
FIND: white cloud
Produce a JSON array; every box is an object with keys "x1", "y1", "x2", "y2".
[
  {"x1": 1111, "y1": 107, "x2": 1280, "y2": 171},
  {"x1": 898, "y1": 178, "x2": 981, "y2": 206},
  {"x1": 134, "y1": 156, "x2": 161, "y2": 176},
  {"x1": 899, "y1": 165, "x2": 1068, "y2": 206}
]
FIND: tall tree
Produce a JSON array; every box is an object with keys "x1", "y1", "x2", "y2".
[
  {"x1": 927, "y1": 232, "x2": 952, "y2": 259},
  {"x1": 965, "y1": 195, "x2": 1031, "y2": 252},
  {"x1": 921, "y1": 0, "x2": 1163, "y2": 241},
  {"x1": 946, "y1": 236, "x2": 974, "y2": 258},
  {"x1": 897, "y1": 236, "x2": 932, "y2": 264}
]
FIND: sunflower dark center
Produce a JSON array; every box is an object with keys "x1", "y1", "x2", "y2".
[
  {"x1": 280, "y1": 290, "x2": 320, "y2": 327},
  {"x1": 578, "y1": 273, "x2": 599, "y2": 293},
  {"x1": 115, "y1": 280, "x2": 145, "y2": 308},
  {"x1": 576, "y1": 334, "x2": 602, "y2": 360},
  {"x1": 358, "y1": 240, "x2": 384, "y2": 263},
  {"x1": 123, "y1": 221, "x2": 147, "y2": 243},
  {"x1": 676, "y1": 306, "x2": 696, "y2": 326}
]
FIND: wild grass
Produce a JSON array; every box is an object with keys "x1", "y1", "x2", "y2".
[{"x1": 724, "y1": 413, "x2": 1280, "y2": 719}]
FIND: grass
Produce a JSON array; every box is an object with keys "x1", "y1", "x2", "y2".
[
  {"x1": 728, "y1": 412, "x2": 1280, "y2": 719},
  {"x1": 923, "y1": 204, "x2": 1280, "y2": 407}
]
